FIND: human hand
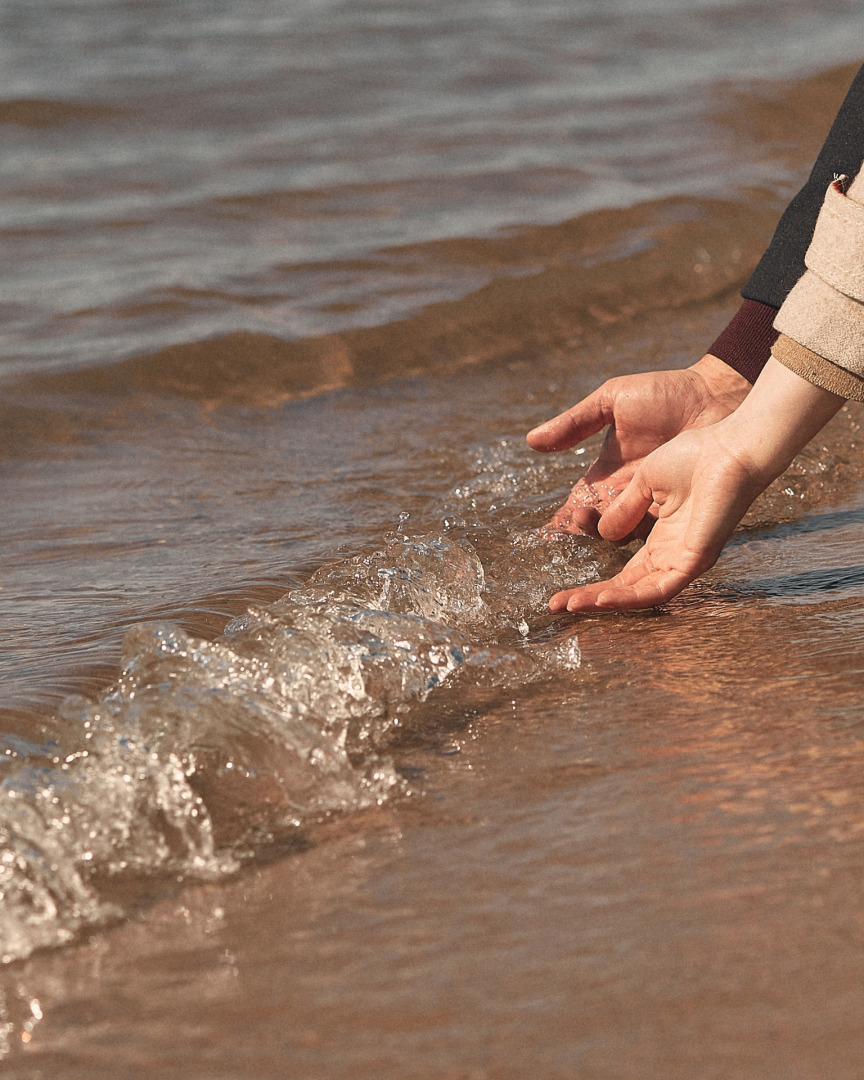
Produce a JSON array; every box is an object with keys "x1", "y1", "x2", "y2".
[
  {"x1": 549, "y1": 358, "x2": 846, "y2": 612},
  {"x1": 526, "y1": 354, "x2": 750, "y2": 537},
  {"x1": 548, "y1": 425, "x2": 764, "y2": 612}
]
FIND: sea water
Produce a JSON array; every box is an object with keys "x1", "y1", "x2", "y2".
[{"x1": 3, "y1": 2, "x2": 864, "y2": 1076}]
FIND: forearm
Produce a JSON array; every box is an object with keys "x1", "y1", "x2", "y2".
[{"x1": 715, "y1": 356, "x2": 846, "y2": 486}]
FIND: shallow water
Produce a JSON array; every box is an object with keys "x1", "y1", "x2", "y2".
[{"x1": 3, "y1": 1, "x2": 864, "y2": 1075}]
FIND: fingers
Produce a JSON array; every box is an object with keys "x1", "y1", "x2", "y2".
[
  {"x1": 568, "y1": 505, "x2": 603, "y2": 538},
  {"x1": 574, "y1": 567, "x2": 691, "y2": 611},
  {"x1": 549, "y1": 560, "x2": 692, "y2": 613},
  {"x1": 549, "y1": 503, "x2": 656, "y2": 543},
  {"x1": 596, "y1": 469, "x2": 654, "y2": 543},
  {"x1": 546, "y1": 475, "x2": 608, "y2": 536},
  {"x1": 545, "y1": 466, "x2": 659, "y2": 542},
  {"x1": 546, "y1": 501, "x2": 603, "y2": 537},
  {"x1": 526, "y1": 386, "x2": 612, "y2": 453}
]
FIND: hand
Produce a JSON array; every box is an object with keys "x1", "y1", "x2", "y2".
[
  {"x1": 526, "y1": 355, "x2": 750, "y2": 537},
  {"x1": 549, "y1": 425, "x2": 764, "y2": 612},
  {"x1": 549, "y1": 358, "x2": 846, "y2": 612}
]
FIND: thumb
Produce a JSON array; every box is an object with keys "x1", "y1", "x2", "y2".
[
  {"x1": 597, "y1": 468, "x2": 654, "y2": 543},
  {"x1": 526, "y1": 386, "x2": 612, "y2": 453}
]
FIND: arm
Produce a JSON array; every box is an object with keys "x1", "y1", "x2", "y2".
[
  {"x1": 550, "y1": 358, "x2": 846, "y2": 613},
  {"x1": 550, "y1": 156, "x2": 864, "y2": 613}
]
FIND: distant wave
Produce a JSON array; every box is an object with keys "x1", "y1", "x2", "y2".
[
  {"x1": 0, "y1": 98, "x2": 128, "y2": 128},
  {"x1": 19, "y1": 194, "x2": 778, "y2": 407}
]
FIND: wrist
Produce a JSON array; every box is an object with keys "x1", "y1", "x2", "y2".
[
  {"x1": 689, "y1": 353, "x2": 751, "y2": 412},
  {"x1": 714, "y1": 357, "x2": 846, "y2": 484},
  {"x1": 712, "y1": 413, "x2": 793, "y2": 491}
]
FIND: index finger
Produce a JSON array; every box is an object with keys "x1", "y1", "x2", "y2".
[{"x1": 526, "y1": 385, "x2": 612, "y2": 453}]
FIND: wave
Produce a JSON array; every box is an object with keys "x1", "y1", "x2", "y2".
[
  {"x1": 3, "y1": 59, "x2": 862, "y2": 966},
  {"x1": 2, "y1": 402, "x2": 855, "y2": 965},
  {"x1": 0, "y1": 98, "x2": 127, "y2": 129},
  {"x1": 0, "y1": 524, "x2": 617, "y2": 963},
  {"x1": 6, "y1": 61, "x2": 859, "y2": 418},
  {"x1": 19, "y1": 194, "x2": 778, "y2": 408}
]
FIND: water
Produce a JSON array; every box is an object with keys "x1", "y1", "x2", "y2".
[
  {"x1": 4, "y1": 0, "x2": 864, "y2": 373},
  {"x1": 2, "y1": 1, "x2": 864, "y2": 1075}
]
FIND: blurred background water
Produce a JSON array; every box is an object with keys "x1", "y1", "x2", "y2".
[{"x1": 4, "y1": 0, "x2": 864, "y2": 372}]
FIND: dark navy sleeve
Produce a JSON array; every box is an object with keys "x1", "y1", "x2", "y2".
[
  {"x1": 744, "y1": 62, "x2": 864, "y2": 307},
  {"x1": 710, "y1": 62, "x2": 864, "y2": 382}
]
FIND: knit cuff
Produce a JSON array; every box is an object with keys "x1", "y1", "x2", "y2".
[
  {"x1": 707, "y1": 298, "x2": 779, "y2": 384},
  {"x1": 771, "y1": 333, "x2": 864, "y2": 401}
]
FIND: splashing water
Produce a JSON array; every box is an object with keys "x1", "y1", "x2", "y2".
[{"x1": 0, "y1": 526, "x2": 620, "y2": 963}]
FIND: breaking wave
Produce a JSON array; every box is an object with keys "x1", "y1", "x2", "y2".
[{"x1": 0, "y1": 523, "x2": 621, "y2": 964}]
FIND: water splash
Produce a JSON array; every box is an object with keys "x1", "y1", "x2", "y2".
[{"x1": 0, "y1": 526, "x2": 618, "y2": 963}]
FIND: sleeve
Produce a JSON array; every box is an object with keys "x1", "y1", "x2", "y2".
[
  {"x1": 745, "y1": 63, "x2": 864, "y2": 308},
  {"x1": 707, "y1": 298, "x2": 779, "y2": 384},
  {"x1": 771, "y1": 333, "x2": 864, "y2": 401},
  {"x1": 709, "y1": 61, "x2": 864, "y2": 384},
  {"x1": 771, "y1": 168, "x2": 864, "y2": 401}
]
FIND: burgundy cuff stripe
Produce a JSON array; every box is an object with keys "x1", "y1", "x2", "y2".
[{"x1": 708, "y1": 298, "x2": 779, "y2": 384}]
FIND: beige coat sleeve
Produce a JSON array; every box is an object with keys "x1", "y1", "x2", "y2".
[{"x1": 771, "y1": 166, "x2": 864, "y2": 399}]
